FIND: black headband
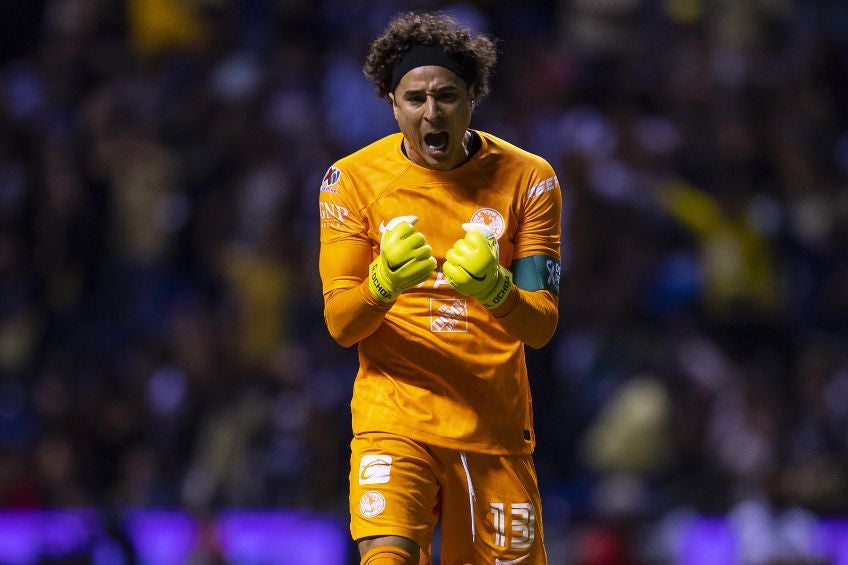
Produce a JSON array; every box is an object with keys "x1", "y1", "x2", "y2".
[{"x1": 390, "y1": 44, "x2": 475, "y2": 92}]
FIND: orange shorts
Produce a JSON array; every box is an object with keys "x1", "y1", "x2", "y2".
[{"x1": 349, "y1": 432, "x2": 547, "y2": 565}]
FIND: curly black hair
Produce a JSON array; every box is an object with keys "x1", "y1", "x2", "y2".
[{"x1": 363, "y1": 11, "x2": 498, "y2": 102}]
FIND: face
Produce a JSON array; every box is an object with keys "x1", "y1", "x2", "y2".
[{"x1": 390, "y1": 66, "x2": 475, "y2": 170}]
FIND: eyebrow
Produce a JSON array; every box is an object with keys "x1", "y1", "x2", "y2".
[{"x1": 401, "y1": 85, "x2": 461, "y2": 97}]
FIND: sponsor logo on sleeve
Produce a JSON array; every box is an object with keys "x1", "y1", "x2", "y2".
[
  {"x1": 320, "y1": 166, "x2": 342, "y2": 193},
  {"x1": 527, "y1": 175, "x2": 559, "y2": 199},
  {"x1": 319, "y1": 202, "x2": 350, "y2": 228}
]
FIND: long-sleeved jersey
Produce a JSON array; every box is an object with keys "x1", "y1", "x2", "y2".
[{"x1": 319, "y1": 130, "x2": 561, "y2": 455}]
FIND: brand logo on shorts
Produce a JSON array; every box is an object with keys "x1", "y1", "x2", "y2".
[
  {"x1": 359, "y1": 491, "x2": 386, "y2": 518},
  {"x1": 358, "y1": 454, "x2": 392, "y2": 484},
  {"x1": 469, "y1": 208, "x2": 505, "y2": 239},
  {"x1": 495, "y1": 555, "x2": 529, "y2": 565}
]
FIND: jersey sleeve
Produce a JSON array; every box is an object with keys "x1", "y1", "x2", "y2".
[
  {"x1": 513, "y1": 159, "x2": 562, "y2": 261},
  {"x1": 489, "y1": 158, "x2": 562, "y2": 348},
  {"x1": 318, "y1": 164, "x2": 371, "y2": 296}
]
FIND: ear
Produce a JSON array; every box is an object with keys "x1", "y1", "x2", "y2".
[{"x1": 389, "y1": 93, "x2": 398, "y2": 121}]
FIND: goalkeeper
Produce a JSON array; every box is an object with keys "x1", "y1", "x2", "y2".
[{"x1": 318, "y1": 11, "x2": 561, "y2": 565}]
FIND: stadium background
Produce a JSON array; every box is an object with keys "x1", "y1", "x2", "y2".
[{"x1": 1, "y1": 0, "x2": 847, "y2": 563}]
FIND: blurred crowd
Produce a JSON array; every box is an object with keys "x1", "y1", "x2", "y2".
[{"x1": 1, "y1": 0, "x2": 847, "y2": 563}]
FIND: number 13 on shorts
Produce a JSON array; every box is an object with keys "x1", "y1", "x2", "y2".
[{"x1": 489, "y1": 502, "x2": 536, "y2": 549}]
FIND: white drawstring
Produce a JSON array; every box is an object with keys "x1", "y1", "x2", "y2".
[{"x1": 460, "y1": 451, "x2": 476, "y2": 542}]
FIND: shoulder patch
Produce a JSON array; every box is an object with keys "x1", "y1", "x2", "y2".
[{"x1": 321, "y1": 165, "x2": 342, "y2": 193}]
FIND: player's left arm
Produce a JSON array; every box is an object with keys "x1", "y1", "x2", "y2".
[
  {"x1": 491, "y1": 165, "x2": 562, "y2": 349},
  {"x1": 490, "y1": 260, "x2": 559, "y2": 349}
]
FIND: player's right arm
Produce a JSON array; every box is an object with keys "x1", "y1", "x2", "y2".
[
  {"x1": 321, "y1": 241, "x2": 393, "y2": 348},
  {"x1": 318, "y1": 166, "x2": 435, "y2": 347},
  {"x1": 319, "y1": 164, "x2": 388, "y2": 347},
  {"x1": 322, "y1": 221, "x2": 436, "y2": 347}
]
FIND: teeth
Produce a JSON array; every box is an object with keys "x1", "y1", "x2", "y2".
[{"x1": 425, "y1": 132, "x2": 448, "y2": 152}]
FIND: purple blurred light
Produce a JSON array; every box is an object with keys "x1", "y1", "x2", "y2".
[
  {"x1": 0, "y1": 511, "x2": 40, "y2": 563},
  {"x1": 815, "y1": 519, "x2": 848, "y2": 565},
  {"x1": 217, "y1": 510, "x2": 347, "y2": 565},
  {"x1": 0, "y1": 509, "x2": 96, "y2": 563},
  {"x1": 679, "y1": 517, "x2": 737, "y2": 565},
  {"x1": 124, "y1": 510, "x2": 198, "y2": 565}
]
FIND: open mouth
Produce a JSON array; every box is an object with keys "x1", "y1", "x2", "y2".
[{"x1": 424, "y1": 132, "x2": 449, "y2": 153}]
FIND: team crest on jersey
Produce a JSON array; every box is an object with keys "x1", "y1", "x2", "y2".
[
  {"x1": 469, "y1": 208, "x2": 505, "y2": 239},
  {"x1": 320, "y1": 166, "x2": 342, "y2": 193}
]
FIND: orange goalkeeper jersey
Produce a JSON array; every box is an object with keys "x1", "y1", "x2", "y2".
[{"x1": 319, "y1": 130, "x2": 561, "y2": 455}]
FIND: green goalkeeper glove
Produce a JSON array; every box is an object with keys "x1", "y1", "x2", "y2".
[
  {"x1": 368, "y1": 215, "x2": 437, "y2": 303},
  {"x1": 443, "y1": 223, "x2": 513, "y2": 309}
]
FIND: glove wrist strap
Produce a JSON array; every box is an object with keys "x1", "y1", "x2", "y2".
[
  {"x1": 478, "y1": 266, "x2": 513, "y2": 309},
  {"x1": 367, "y1": 258, "x2": 398, "y2": 303}
]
